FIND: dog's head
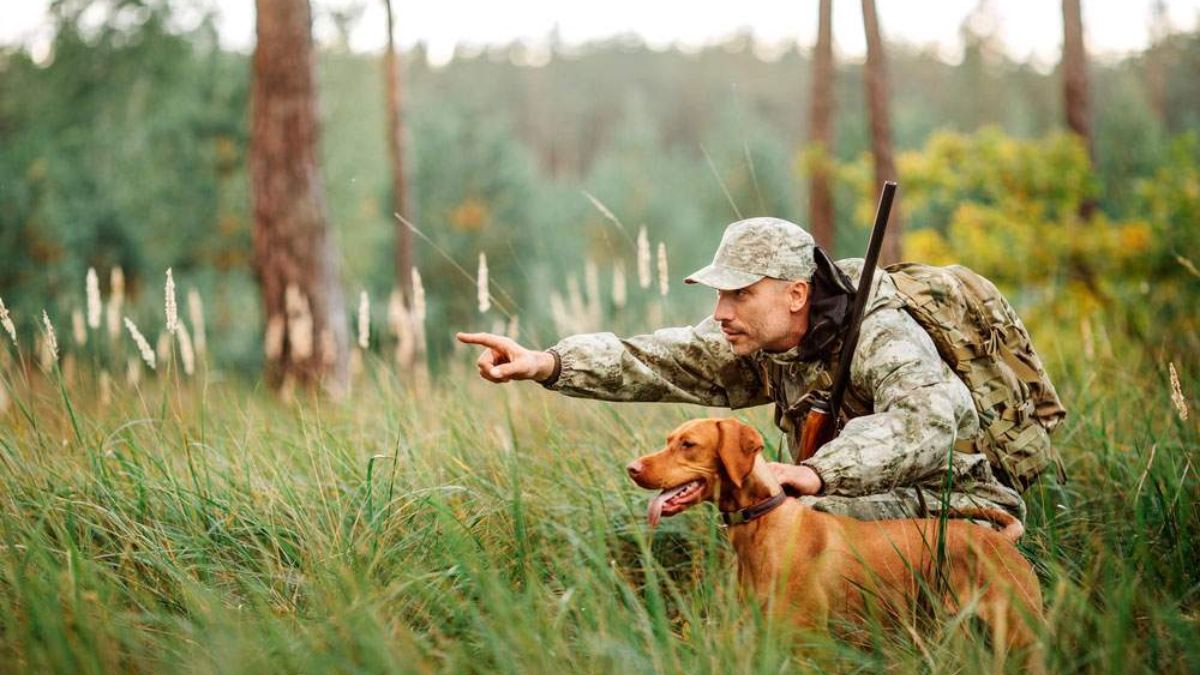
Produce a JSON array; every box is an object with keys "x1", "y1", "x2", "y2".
[{"x1": 626, "y1": 417, "x2": 764, "y2": 526}]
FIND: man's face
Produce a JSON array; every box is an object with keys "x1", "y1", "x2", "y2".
[{"x1": 712, "y1": 277, "x2": 809, "y2": 356}]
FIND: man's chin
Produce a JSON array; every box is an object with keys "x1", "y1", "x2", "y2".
[{"x1": 726, "y1": 338, "x2": 758, "y2": 356}]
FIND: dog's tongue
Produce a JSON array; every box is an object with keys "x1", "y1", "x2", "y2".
[{"x1": 647, "y1": 483, "x2": 692, "y2": 528}]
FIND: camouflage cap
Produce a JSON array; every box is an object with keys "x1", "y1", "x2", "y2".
[{"x1": 684, "y1": 217, "x2": 817, "y2": 290}]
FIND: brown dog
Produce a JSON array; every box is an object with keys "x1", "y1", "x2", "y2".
[{"x1": 626, "y1": 417, "x2": 1044, "y2": 654}]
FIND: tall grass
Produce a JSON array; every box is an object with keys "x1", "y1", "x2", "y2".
[{"x1": 0, "y1": 322, "x2": 1196, "y2": 674}]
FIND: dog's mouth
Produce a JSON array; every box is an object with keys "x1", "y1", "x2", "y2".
[{"x1": 647, "y1": 479, "x2": 706, "y2": 527}]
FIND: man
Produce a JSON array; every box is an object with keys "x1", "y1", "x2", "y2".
[{"x1": 457, "y1": 217, "x2": 1025, "y2": 523}]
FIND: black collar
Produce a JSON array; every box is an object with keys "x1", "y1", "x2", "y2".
[
  {"x1": 796, "y1": 246, "x2": 855, "y2": 361},
  {"x1": 720, "y1": 491, "x2": 788, "y2": 526}
]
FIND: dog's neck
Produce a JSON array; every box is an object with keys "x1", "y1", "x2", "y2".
[{"x1": 718, "y1": 455, "x2": 784, "y2": 512}]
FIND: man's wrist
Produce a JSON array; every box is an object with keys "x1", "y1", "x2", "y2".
[{"x1": 535, "y1": 349, "x2": 562, "y2": 386}]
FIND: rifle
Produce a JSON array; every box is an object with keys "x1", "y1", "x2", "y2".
[{"x1": 796, "y1": 181, "x2": 897, "y2": 463}]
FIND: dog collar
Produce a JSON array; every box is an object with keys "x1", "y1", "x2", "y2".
[{"x1": 720, "y1": 491, "x2": 787, "y2": 526}]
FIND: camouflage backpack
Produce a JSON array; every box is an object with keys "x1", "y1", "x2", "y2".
[{"x1": 885, "y1": 263, "x2": 1068, "y2": 492}]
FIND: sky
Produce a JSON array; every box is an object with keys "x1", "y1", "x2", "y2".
[{"x1": 3, "y1": 0, "x2": 1199, "y2": 69}]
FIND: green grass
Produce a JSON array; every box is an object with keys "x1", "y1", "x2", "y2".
[{"x1": 0, "y1": 341, "x2": 1196, "y2": 674}]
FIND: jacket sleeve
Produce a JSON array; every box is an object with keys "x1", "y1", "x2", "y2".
[
  {"x1": 800, "y1": 306, "x2": 980, "y2": 495},
  {"x1": 542, "y1": 316, "x2": 771, "y2": 409}
]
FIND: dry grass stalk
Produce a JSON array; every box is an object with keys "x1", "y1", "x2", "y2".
[
  {"x1": 637, "y1": 226, "x2": 651, "y2": 289},
  {"x1": 164, "y1": 268, "x2": 178, "y2": 335},
  {"x1": 657, "y1": 242, "x2": 669, "y2": 297},
  {"x1": 506, "y1": 315, "x2": 520, "y2": 341},
  {"x1": 357, "y1": 290, "x2": 370, "y2": 350},
  {"x1": 187, "y1": 288, "x2": 206, "y2": 357},
  {"x1": 177, "y1": 323, "x2": 195, "y2": 376},
  {"x1": 264, "y1": 315, "x2": 285, "y2": 361},
  {"x1": 126, "y1": 355, "x2": 141, "y2": 386},
  {"x1": 40, "y1": 310, "x2": 58, "y2": 365},
  {"x1": 99, "y1": 369, "x2": 112, "y2": 407},
  {"x1": 612, "y1": 261, "x2": 627, "y2": 309},
  {"x1": 1081, "y1": 317, "x2": 1095, "y2": 360},
  {"x1": 284, "y1": 284, "x2": 313, "y2": 363},
  {"x1": 86, "y1": 267, "x2": 101, "y2": 329},
  {"x1": 388, "y1": 289, "x2": 415, "y2": 368},
  {"x1": 0, "y1": 376, "x2": 8, "y2": 414},
  {"x1": 477, "y1": 253, "x2": 490, "y2": 314},
  {"x1": 1170, "y1": 362, "x2": 1189, "y2": 422},
  {"x1": 107, "y1": 267, "x2": 125, "y2": 340},
  {"x1": 411, "y1": 268, "x2": 427, "y2": 356},
  {"x1": 0, "y1": 295, "x2": 15, "y2": 346},
  {"x1": 155, "y1": 331, "x2": 171, "y2": 366},
  {"x1": 124, "y1": 317, "x2": 156, "y2": 370},
  {"x1": 72, "y1": 309, "x2": 87, "y2": 346}
]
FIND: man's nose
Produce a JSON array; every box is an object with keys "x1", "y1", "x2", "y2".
[{"x1": 713, "y1": 297, "x2": 733, "y2": 322}]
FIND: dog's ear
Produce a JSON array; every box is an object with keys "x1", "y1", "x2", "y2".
[{"x1": 717, "y1": 418, "x2": 763, "y2": 488}]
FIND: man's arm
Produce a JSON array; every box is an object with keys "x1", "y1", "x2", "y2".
[
  {"x1": 799, "y1": 306, "x2": 980, "y2": 495},
  {"x1": 461, "y1": 317, "x2": 769, "y2": 409},
  {"x1": 545, "y1": 316, "x2": 770, "y2": 408}
]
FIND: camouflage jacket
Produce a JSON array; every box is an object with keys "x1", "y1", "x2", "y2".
[{"x1": 543, "y1": 259, "x2": 1024, "y2": 519}]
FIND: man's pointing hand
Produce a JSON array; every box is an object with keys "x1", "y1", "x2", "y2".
[{"x1": 456, "y1": 332, "x2": 557, "y2": 383}]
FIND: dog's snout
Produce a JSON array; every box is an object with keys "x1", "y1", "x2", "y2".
[{"x1": 626, "y1": 460, "x2": 645, "y2": 479}]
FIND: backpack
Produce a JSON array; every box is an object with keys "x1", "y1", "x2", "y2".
[{"x1": 885, "y1": 262, "x2": 1068, "y2": 492}]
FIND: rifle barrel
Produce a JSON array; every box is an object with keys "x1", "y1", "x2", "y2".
[{"x1": 825, "y1": 182, "x2": 897, "y2": 421}]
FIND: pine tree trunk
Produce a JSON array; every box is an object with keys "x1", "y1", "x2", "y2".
[
  {"x1": 808, "y1": 0, "x2": 836, "y2": 252},
  {"x1": 861, "y1": 0, "x2": 903, "y2": 265},
  {"x1": 1062, "y1": 0, "x2": 1095, "y2": 219},
  {"x1": 250, "y1": 0, "x2": 348, "y2": 392},
  {"x1": 383, "y1": 0, "x2": 413, "y2": 302}
]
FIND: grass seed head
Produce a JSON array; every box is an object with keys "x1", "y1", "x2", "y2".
[
  {"x1": 165, "y1": 268, "x2": 178, "y2": 334},
  {"x1": 86, "y1": 267, "x2": 102, "y2": 329},
  {"x1": 358, "y1": 290, "x2": 370, "y2": 350},
  {"x1": 1170, "y1": 362, "x2": 1189, "y2": 422},
  {"x1": 107, "y1": 267, "x2": 125, "y2": 340},
  {"x1": 124, "y1": 317, "x2": 156, "y2": 370},
  {"x1": 40, "y1": 310, "x2": 58, "y2": 364},
  {"x1": 177, "y1": 323, "x2": 195, "y2": 376},
  {"x1": 477, "y1": 253, "x2": 490, "y2": 314},
  {"x1": 0, "y1": 295, "x2": 17, "y2": 346},
  {"x1": 657, "y1": 242, "x2": 669, "y2": 297},
  {"x1": 72, "y1": 308, "x2": 87, "y2": 346},
  {"x1": 187, "y1": 288, "x2": 206, "y2": 356}
]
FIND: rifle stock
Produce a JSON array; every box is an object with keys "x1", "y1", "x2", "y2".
[{"x1": 797, "y1": 399, "x2": 835, "y2": 463}]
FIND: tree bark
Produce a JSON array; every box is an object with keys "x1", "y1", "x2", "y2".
[
  {"x1": 383, "y1": 0, "x2": 413, "y2": 302},
  {"x1": 861, "y1": 0, "x2": 903, "y2": 265},
  {"x1": 251, "y1": 0, "x2": 348, "y2": 392},
  {"x1": 1061, "y1": 0, "x2": 1095, "y2": 220},
  {"x1": 808, "y1": 0, "x2": 836, "y2": 252}
]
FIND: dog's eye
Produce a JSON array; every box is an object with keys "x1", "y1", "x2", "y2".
[{"x1": 680, "y1": 440, "x2": 695, "y2": 449}]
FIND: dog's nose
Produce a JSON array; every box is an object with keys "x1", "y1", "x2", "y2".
[{"x1": 626, "y1": 460, "x2": 644, "y2": 479}]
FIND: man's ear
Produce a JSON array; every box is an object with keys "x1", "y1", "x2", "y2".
[
  {"x1": 717, "y1": 419, "x2": 763, "y2": 488},
  {"x1": 789, "y1": 280, "x2": 811, "y2": 312}
]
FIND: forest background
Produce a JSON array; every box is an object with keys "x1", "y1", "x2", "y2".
[
  {"x1": 2, "y1": 0, "x2": 1197, "y2": 369},
  {"x1": 0, "y1": 1, "x2": 1198, "y2": 672}
]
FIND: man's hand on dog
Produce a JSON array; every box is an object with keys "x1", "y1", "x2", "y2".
[
  {"x1": 457, "y1": 332, "x2": 556, "y2": 383},
  {"x1": 767, "y1": 462, "x2": 823, "y2": 495}
]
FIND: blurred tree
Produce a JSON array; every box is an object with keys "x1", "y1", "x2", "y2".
[
  {"x1": 808, "y1": 0, "x2": 836, "y2": 250},
  {"x1": 382, "y1": 0, "x2": 413, "y2": 306},
  {"x1": 251, "y1": 0, "x2": 348, "y2": 391},
  {"x1": 1061, "y1": 0, "x2": 1095, "y2": 219},
  {"x1": 861, "y1": 0, "x2": 903, "y2": 263}
]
